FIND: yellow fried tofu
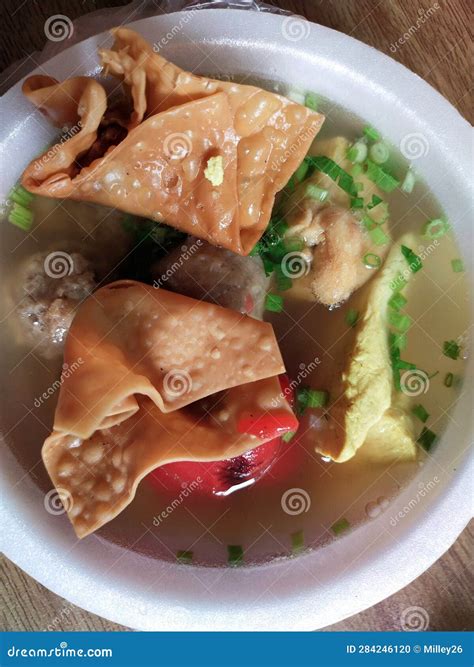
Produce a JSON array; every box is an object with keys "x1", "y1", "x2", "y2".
[{"x1": 315, "y1": 233, "x2": 418, "y2": 462}]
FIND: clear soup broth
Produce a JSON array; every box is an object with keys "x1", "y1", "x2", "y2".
[{"x1": 0, "y1": 81, "x2": 469, "y2": 567}]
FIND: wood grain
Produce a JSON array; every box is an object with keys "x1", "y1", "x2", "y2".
[{"x1": 0, "y1": 0, "x2": 472, "y2": 632}]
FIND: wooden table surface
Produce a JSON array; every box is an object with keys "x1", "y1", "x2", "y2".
[{"x1": 0, "y1": 0, "x2": 472, "y2": 632}]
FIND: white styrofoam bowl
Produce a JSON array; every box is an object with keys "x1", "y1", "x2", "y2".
[{"x1": 0, "y1": 10, "x2": 472, "y2": 631}]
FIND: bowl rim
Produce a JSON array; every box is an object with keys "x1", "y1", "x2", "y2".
[{"x1": 0, "y1": 8, "x2": 472, "y2": 631}]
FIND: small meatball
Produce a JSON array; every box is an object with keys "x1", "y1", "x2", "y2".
[
  {"x1": 16, "y1": 251, "x2": 96, "y2": 357},
  {"x1": 309, "y1": 206, "x2": 390, "y2": 306},
  {"x1": 152, "y1": 237, "x2": 269, "y2": 318}
]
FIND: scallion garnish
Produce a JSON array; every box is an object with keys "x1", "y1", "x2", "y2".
[
  {"x1": 389, "y1": 331, "x2": 407, "y2": 351},
  {"x1": 369, "y1": 142, "x2": 390, "y2": 165},
  {"x1": 275, "y1": 267, "x2": 293, "y2": 292},
  {"x1": 265, "y1": 293, "x2": 284, "y2": 313},
  {"x1": 363, "y1": 126, "x2": 380, "y2": 141},
  {"x1": 364, "y1": 159, "x2": 400, "y2": 193},
  {"x1": 401, "y1": 245, "x2": 422, "y2": 273},
  {"x1": 347, "y1": 141, "x2": 368, "y2": 164},
  {"x1": 282, "y1": 430, "x2": 296, "y2": 443},
  {"x1": 451, "y1": 259, "x2": 464, "y2": 273},
  {"x1": 367, "y1": 194, "x2": 383, "y2": 209},
  {"x1": 305, "y1": 92, "x2": 318, "y2": 111},
  {"x1": 411, "y1": 404, "x2": 430, "y2": 423},
  {"x1": 331, "y1": 517, "x2": 350, "y2": 535},
  {"x1": 294, "y1": 158, "x2": 310, "y2": 184},
  {"x1": 401, "y1": 169, "x2": 416, "y2": 194},
  {"x1": 388, "y1": 292, "x2": 408, "y2": 311},
  {"x1": 417, "y1": 427, "x2": 437, "y2": 451},
  {"x1": 177, "y1": 550, "x2": 193, "y2": 564},
  {"x1": 444, "y1": 372, "x2": 454, "y2": 387},
  {"x1": 10, "y1": 185, "x2": 34, "y2": 207},
  {"x1": 8, "y1": 204, "x2": 34, "y2": 231},
  {"x1": 296, "y1": 386, "x2": 329, "y2": 414},
  {"x1": 443, "y1": 340, "x2": 460, "y2": 360},
  {"x1": 388, "y1": 310, "x2": 411, "y2": 333},
  {"x1": 345, "y1": 308, "x2": 359, "y2": 327},
  {"x1": 291, "y1": 530, "x2": 305, "y2": 554},
  {"x1": 369, "y1": 226, "x2": 390, "y2": 246},
  {"x1": 228, "y1": 545, "x2": 244, "y2": 567},
  {"x1": 307, "y1": 155, "x2": 358, "y2": 197},
  {"x1": 423, "y1": 218, "x2": 450, "y2": 239},
  {"x1": 350, "y1": 197, "x2": 364, "y2": 209},
  {"x1": 363, "y1": 252, "x2": 382, "y2": 269},
  {"x1": 305, "y1": 183, "x2": 329, "y2": 202},
  {"x1": 350, "y1": 164, "x2": 363, "y2": 177}
]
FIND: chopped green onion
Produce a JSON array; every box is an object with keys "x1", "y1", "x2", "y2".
[
  {"x1": 228, "y1": 545, "x2": 244, "y2": 567},
  {"x1": 368, "y1": 201, "x2": 389, "y2": 225},
  {"x1": 396, "y1": 359, "x2": 417, "y2": 370},
  {"x1": 363, "y1": 126, "x2": 380, "y2": 141},
  {"x1": 307, "y1": 389, "x2": 329, "y2": 408},
  {"x1": 388, "y1": 310, "x2": 411, "y2": 333},
  {"x1": 363, "y1": 252, "x2": 382, "y2": 269},
  {"x1": 364, "y1": 159, "x2": 400, "y2": 193},
  {"x1": 367, "y1": 194, "x2": 383, "y2": 209},
  {"x1": 369, "y1": 226, "x2": 390, "y2": 246},
  {"x1": 423, "y1": 218, "x2": 450, "y2": 239},
  {"x1": 389, "y1": 331, "x2": 407, "y2": 351},
  {"x1": 443, "y1": 340, "x2": 460, "y2": 360},
  {"x1": 305, "y1": 183, "x2": 329, "y2": 202},
  {"x1": 265, "y1": 293, "x2": 284, "y2": 313},
  {"x1": 401, "y1": 169, "x2": 416, "y2": 193},
  {"x1": 369, "y1": 142, "x2": 390, "y2": 165},
  {"x1": 177, "y1": 550, "x2": 193, "y2": 564},
  {"x1": 294, "y1": 158, "x2": 310, "y2": 184},
  {"x1": 417, "y1": 427, "x2": 437, "y2": 451},
  {"x1": 262, "y1": 256, "x2": 276, "y2": 276},
  {"x1": 8, "y1": 204, "x2": 33, "y2": 231},
  {"x1": 451, "y1": 259, "x2": 464, "y2": 273},
  {"x1": 331, "y1": 517, "x2": 350, "y2": 535},
  {"x1": 282, "y1": 430, "x2": 296, "y2": 443},
  {"x1": 345, "y1": 308, "x2": 359, "y2": 327},
  {"x1": 444, "y1": 372, "x2": 454, "y2": 387},
  {"x1": 347, "y1": 141, "x2": 368, "y2": 164},
  {"x1": 412, "y1": 404, "x2": 430, "y2": 423},
  {"x1": 291, "y1": 530, "x2": 305, "y2": 554},
  {"x1": 350, "y1": 197, "x2": 364, "y2": 209},
  {"x1": 388, "y1": 292, "x2": 408, "y2": 311},
  {"x1": 350, "y1": 164, "x2": 363, "y2": 177},
  {"x1": 10, "y1": 185, "x2": 34, "y2": 207},
  {"x1": 401, "y1": 245, "x2": 423, "y2": 273},
  {"x1": 275, "y1": 268, "x2": 293, "y2": 292},
  {"x1": 304, "y1": 92, "x2": 318, "y2": 111},
  {"x1": 354, "y1": 181, "x2": 364, "y2": 192},
  {"x1": 307, "y1": 156, "x2": 358, "y2": 197}
]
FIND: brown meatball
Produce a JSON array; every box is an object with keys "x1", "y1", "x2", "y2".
[
  {"x1": 16, "y1": 251, "x2": 96, "y2": 357},
  {"x1": 152, "y1": 237, "x2": 269, "y2": 318}
]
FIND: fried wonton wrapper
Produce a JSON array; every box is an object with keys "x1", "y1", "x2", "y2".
[
  {"x1": 21, "y1": 29, "x2": 324, "y2": 255},
  {"x1": 43, "y1": 280, "x2": 294, "y2": 536},
  {"x1": 44, "y1": 377, "x2": 292, "y2": 538}
]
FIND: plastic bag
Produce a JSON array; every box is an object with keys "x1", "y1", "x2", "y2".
[{"x1": 1, "y1": 0, "x2": 289, "y2": 93}]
